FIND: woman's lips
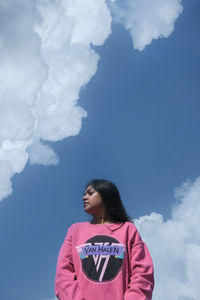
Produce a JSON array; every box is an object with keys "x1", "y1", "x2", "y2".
[{"x1": 84, "y1": 202, "x2": 89, "y2": 207}]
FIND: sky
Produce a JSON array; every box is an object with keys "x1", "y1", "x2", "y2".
[{"x1": 0, "y1": 0, "x2": 200, "y2": 299}]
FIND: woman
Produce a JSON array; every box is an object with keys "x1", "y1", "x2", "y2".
[{"x1": 54, "y1": 179, "x2": 155, "y2": 300}]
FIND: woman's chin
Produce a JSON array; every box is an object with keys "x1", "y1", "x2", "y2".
[
  {"x1": 84, "y1": 207, "x2": 93, "y2": 214},
  {"x1": 84, "y1": 206, "x2": 90, "y2": 212}
]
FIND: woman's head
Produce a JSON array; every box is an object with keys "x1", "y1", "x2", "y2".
[{"x1": 82, "y1": 179, "x2": 133, "y2": 223}]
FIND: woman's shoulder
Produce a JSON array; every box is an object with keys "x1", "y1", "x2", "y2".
[
  {"x1": 68, "y1": 221, "x2": 88, "y2": 230},
  {"x1": 124, "y1": 220, "x2": 137, "y2": 230},
  {"x1": 123, "y1": 221, "x2": 142, "y2": 238},
  {"x1": 125, "y1": 221, "x2": 145, "y2": 244}
]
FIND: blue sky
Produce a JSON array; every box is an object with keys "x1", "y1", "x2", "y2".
[{"x1": 0, "y1": 0, "x2": 200, "y2": 299}]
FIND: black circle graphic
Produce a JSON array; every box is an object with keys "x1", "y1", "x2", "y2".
[{"x1": 80, "y1": 235, "x2": 125, "y2": 283}]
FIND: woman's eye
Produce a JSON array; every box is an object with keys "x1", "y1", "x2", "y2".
[{"x1": 83, "y1": 191, "x2": 92, "y2": 196}]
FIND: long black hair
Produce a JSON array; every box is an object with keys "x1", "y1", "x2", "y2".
[{"x1": 84, "y1": 179, "x2": 134, "y2": 224}]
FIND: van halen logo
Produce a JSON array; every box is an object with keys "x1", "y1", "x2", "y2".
[{"x1": 76, "y1": 235, "x2": 126, "y2": 283}]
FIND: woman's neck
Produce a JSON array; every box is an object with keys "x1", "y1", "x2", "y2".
[{"x1": 90, "y1": 215, "x2": 114, "y2": 224}]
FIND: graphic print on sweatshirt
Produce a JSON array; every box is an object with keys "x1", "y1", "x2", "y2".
[{"x1": 76, "y1": 235, "x2": 126, "y2": 283}]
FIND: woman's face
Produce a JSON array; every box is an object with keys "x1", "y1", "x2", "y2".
[{"x1": 82, "y1": 185, "x2": 105, "y2": 215}]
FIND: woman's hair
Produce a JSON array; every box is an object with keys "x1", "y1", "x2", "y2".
[{"x1": 84, "y1": 179, "x2": 134, "y2": 224}]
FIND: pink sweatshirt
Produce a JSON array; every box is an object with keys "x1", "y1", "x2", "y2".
[{"x1": 54, "y1": 221, "x2": 154, "y2": 300}]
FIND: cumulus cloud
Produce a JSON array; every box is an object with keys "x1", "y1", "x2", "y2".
[
  {"x1": 108, "y1": 0, "x2": 183, "y2": 51},
  {"x1": 134, "y1": 176, "x2": 200, "y2": 300},
  {"x1": 0, "y1": 0, "x2": 112, "y2": 201},
  {"x1": 0, "y1": 0, "x2": 184, "y2": 202}
]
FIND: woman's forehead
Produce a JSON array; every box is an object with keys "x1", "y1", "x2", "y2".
[{"x1": 85, "y1": 185, "x2": 94, "y2": 192}]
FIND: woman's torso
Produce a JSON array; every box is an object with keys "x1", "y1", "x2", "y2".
[{"x1": 70, "y1": 221, "x2": 135, "y2": 300}]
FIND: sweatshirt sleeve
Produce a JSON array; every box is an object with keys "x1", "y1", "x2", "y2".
[
  {"x1": 124, "y1": 226, "x2": 155, "y2": 300},
  {"x1": 54, "y1": 224, "x2": 82, "y2": 300}
]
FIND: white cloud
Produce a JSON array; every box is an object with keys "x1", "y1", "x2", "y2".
[
  {"x1": 0, "y1": 0, "x2": 112, "y2": 201},
  {"x1": 108, "y1": 0, "x2": 183, "y2": 51},
  {"x1": 28, "y1": 137, "x2": 59, "y2": 166},
  {"x1": 134, "y1": 176, "x2": 200, "y2": 300},
  {"x1": 0, "y1": 0, "x2": 185, "y2": 202}
]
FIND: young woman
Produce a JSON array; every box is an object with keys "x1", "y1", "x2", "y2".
[{"x1": 54, "y1": 179, "x2": 155, "y2": 300}]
